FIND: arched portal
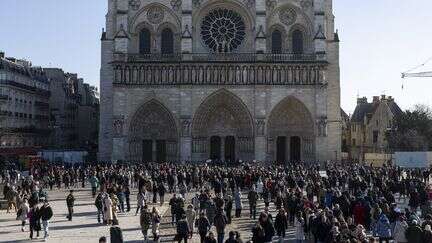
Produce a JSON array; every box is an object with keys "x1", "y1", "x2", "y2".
[
  {"x1": 128, "y1": 100, "x2": 178, "y2": 162},
  {"x1": 267, "y1": 97, "x2": 314, "y2": 163},
  {"x1": 191, "y1": 90, "x2": 254, "y2": 162}
]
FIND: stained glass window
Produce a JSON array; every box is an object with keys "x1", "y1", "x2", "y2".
[{"x1": 201, "y1": 9, "x2": 246, "y2": 53}]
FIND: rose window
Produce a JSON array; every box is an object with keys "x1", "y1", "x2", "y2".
[{"x1": 201, "y1": 9, "x2": 246, "y2": 53}]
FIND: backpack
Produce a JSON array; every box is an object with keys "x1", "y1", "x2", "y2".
[
  {"x1": 95, "y1": 194, "x2": 103, "y2": 209},
  {"x1": 177, "y1": 220, "x2": 189, "y2": 235}
]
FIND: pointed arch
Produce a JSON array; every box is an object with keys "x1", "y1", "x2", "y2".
[
  {"x1": 267, "y1": 96, "x2": 315, "y2": 163},
  {"x1": 191, "y1": 89, "x2": 254, "y2": 161},
  {"x1": 192, "y1": 89, "x2": 253, "y2": 138},
  {"x1": 128, "y1": 99, "x2": 178, "y2": 162}
]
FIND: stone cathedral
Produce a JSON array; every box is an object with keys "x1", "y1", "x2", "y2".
[{"x1": 99, "y1": 0, "x2": 341, "y2": 163}]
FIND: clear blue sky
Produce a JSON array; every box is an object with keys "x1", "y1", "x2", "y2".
[{"x1": 1, "y1": 0, "x2": 431, "y2": 113}]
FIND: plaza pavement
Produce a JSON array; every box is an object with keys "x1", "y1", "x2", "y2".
[
  {"x1": 0, "y1": 184, "x2": 304, "y2": 243},
  {"x1": 0, "y1": 181, "x2": 412, "y2": 243}
]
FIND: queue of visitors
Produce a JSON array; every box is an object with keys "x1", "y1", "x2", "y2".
[{"x1": 2, "y1": 161, "x2": 432, "y2": 243}]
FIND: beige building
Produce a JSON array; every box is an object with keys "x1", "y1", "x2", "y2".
[
  {"x1": 99, "y1": 0, "x2": 342, "y2": 163},
  {"x1": 349, "y1": 95, "x2": 403, "y2": 162}
]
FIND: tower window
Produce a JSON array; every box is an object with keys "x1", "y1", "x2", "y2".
[
  {"x1": 139, "y1": 28, "x2": 151, "y2": 54},
  {"x1": 161, "y1": 28, "x2": 174, "y2": 54},
  {"x1": 292, "y1": 29, "x2": 304, "y2": 54},
  {"x1": 271, "y1": 30, "x2": 282, "y2": 54}
]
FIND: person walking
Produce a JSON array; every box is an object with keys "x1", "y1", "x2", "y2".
[
  {"x1": 405, "y1": 220, "x2": 423, "y2": 243},
  {"x1": 136, "y1": 190, "x2": 146, "y2": 216},
  {"x1": 224, "y1": 193, "x2": 233, "y2": 224},
  {"x1": 214, "y1": 209, "x2": 228, "y2": 243},
  {"x1": 176, "y1": 215, "x2": 190, "y2": 243},
  {"x1": 152, "y1": 207, "x2": 162, "y2": 242},
  {"x1": 39, "y1": 199, "x2": 53, "y2": 241},
  {"x1": 124, "y1": 185, "x2": 131, "y2": 212},
  {"x1": 185, "y1": 205, "x2": 196, "y2": 238},
  {"x1": 275, "y1": 208, "x2": 288, "y2": 241},
  {"x1": 29, "y1": 203, "x2": 41, "y2": 239},
  {"x1": 294, "y1": 212, "x2": 305, "y2": 243},
  {"x1": 158, "y1": 182, "x2": 166, "y2": 206},
  {"x1": 66, "y1": 190, "x2": 75, "y2": 221},
  {"x1": 95, "y1": 192, "x2": 104, "y2": 223},
  {"x1": 17, "y1": 198, "x2": 30, "y2": 232},
  {"x1": 140, "y1": 205, "x2": 152, "y2": 242},
  {"x1": 234, "y1": 189, "x2": 242, "y2": 218},
  {"x1": 374, "y1": 210, "x2": 392, "y2": 243},
  {"x1": 89, "y1": 174, "x2": 99, "y2": 198},
  {"x1": 393, "y1": 215, "x2": 408, "y2": 243},
  {"x1": 117, "y1": 187, "x2": 125, "y2": 213},
  {"x1": 248, "y1": 187, "x2": 258, "y2": 220},
  {"x1": 197, "y1": 212, "x2": 211, "y2": 243},
  {"x1": 103, "y1": 192, "x2": 113, "y2": 225},
  {"x1": 260, "y1": 212, "x2": 275, "y2": 243}
]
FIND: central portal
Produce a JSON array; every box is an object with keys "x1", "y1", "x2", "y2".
[
  {"x1": 210, "y1": 136, "x2": 222, "y2": 160},
  {"x1": 191, "y1": 90, "x2": 255, "y2": 162},
  {"x1": 224, "y1": 136, "x2": 235, "y2": 163},
  {"x1": 156, "y1": 140, "x2": 167, "y2": 163}
]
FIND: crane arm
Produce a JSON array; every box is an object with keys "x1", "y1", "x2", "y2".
[{"x1": 402, "y1": 71, "x2": 432, "y2": 78}]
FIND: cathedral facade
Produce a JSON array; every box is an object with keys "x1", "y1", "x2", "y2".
[{"x1": 99, "y1": 0, "x2": 341, "y2": 163}]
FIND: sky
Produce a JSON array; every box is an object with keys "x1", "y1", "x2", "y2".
[{"x1": 1, "y1": 0, "x2": 432, "y2": 114}]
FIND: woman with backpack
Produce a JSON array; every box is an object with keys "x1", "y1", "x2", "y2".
[
  {"x1": 28, "y1": 203, "x2": 41, "y2": 239},
  {"x1": 175, "y1": 214, "x2": 190, "y2": 243},
  {"x1": 152, "y1": 207, "x2": 161, "y2": 242},
  {"x1": 17, "y1": 198, "x2": 29, "y2": 232}
]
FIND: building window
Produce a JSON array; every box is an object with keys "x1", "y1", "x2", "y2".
[
  {"x1": 139, "y1": 28, "x2": 151, "y2": 54},
  {"x1": 271, "y1": 30, "x2": 282, "y2": 54},
  {"x1": 373, "y1": 130, "x2": 379, "y2": 143},
  {"x1": 352, "y1": 138, "x2": 356, "y2": 146},
  {"x1": 201, "y1": 8, "x2": 246, "y2": 53},
  {"x1": 161, "y1": 28, "x2": 174, "y2": 54},
  {"x1": 292, "y1": 29, "x2": 304, "y2": 54}
]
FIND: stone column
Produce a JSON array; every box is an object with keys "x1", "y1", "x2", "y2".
[
  {"x1": 181, "y1": 0, "x2": 193, "y2": 53},
  {"x1": 180, "y1": 119, "x2": 192, "y2": 162},
  {"x1": 221, "y1": 136, "x2": 225, "y2": 162},
  {"x1": 255, "y1": 0, "x2": 267, "y2": 53},
  {"x1": 112, "y1": 116, "x2": 126, "y2": 161},
  {"x1": 152, "y1": 139, "x2": 157, "y2": 162},
  {"x1": 255, "y1": 119, "x2": 267, "y2": 162},
  {"x1": 313, "y1": 0, "x2": 326, "y2": 61}
]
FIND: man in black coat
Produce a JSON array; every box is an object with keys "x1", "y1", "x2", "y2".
[
  {"x1": 40, "y1": 199, "x2": 53, "y2": 240},
  {"x1": 66, "y1": 190, "x2": 75, "y2": 221}
]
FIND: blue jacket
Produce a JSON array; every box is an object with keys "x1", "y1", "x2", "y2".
[{"x1": 375, "y1": 213, "x2": 392, "y2": 237}]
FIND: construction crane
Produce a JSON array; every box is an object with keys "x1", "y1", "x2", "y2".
[
  {"x1": 402, "y1": 71, "x2": 432, "y2": 78},
  {"x1": 402, "y1": 57, "x2": 432, "y2": 79}
]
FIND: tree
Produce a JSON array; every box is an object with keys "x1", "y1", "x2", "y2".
[{"x1": 386, "y1": 104, "x2": 432, "y2": 151}]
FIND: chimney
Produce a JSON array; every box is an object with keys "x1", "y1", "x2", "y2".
[
  {"x1": 357, "y1": 97, "x2": 367, "y2": 104},
  {"x1": 0, "y1": 51, "x2": 4, "y2": 58},
  {"x1": 373, "y1": 96, "x2": 380, "y2": 103}
]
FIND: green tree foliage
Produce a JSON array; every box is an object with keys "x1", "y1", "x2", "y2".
[{"x1": 386, "y1": 105, "x2": 432, "y2": 151}]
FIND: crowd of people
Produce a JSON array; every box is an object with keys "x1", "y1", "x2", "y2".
[{"x1": 2, "y1": 161, "x2": 432, "y2": 243}]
